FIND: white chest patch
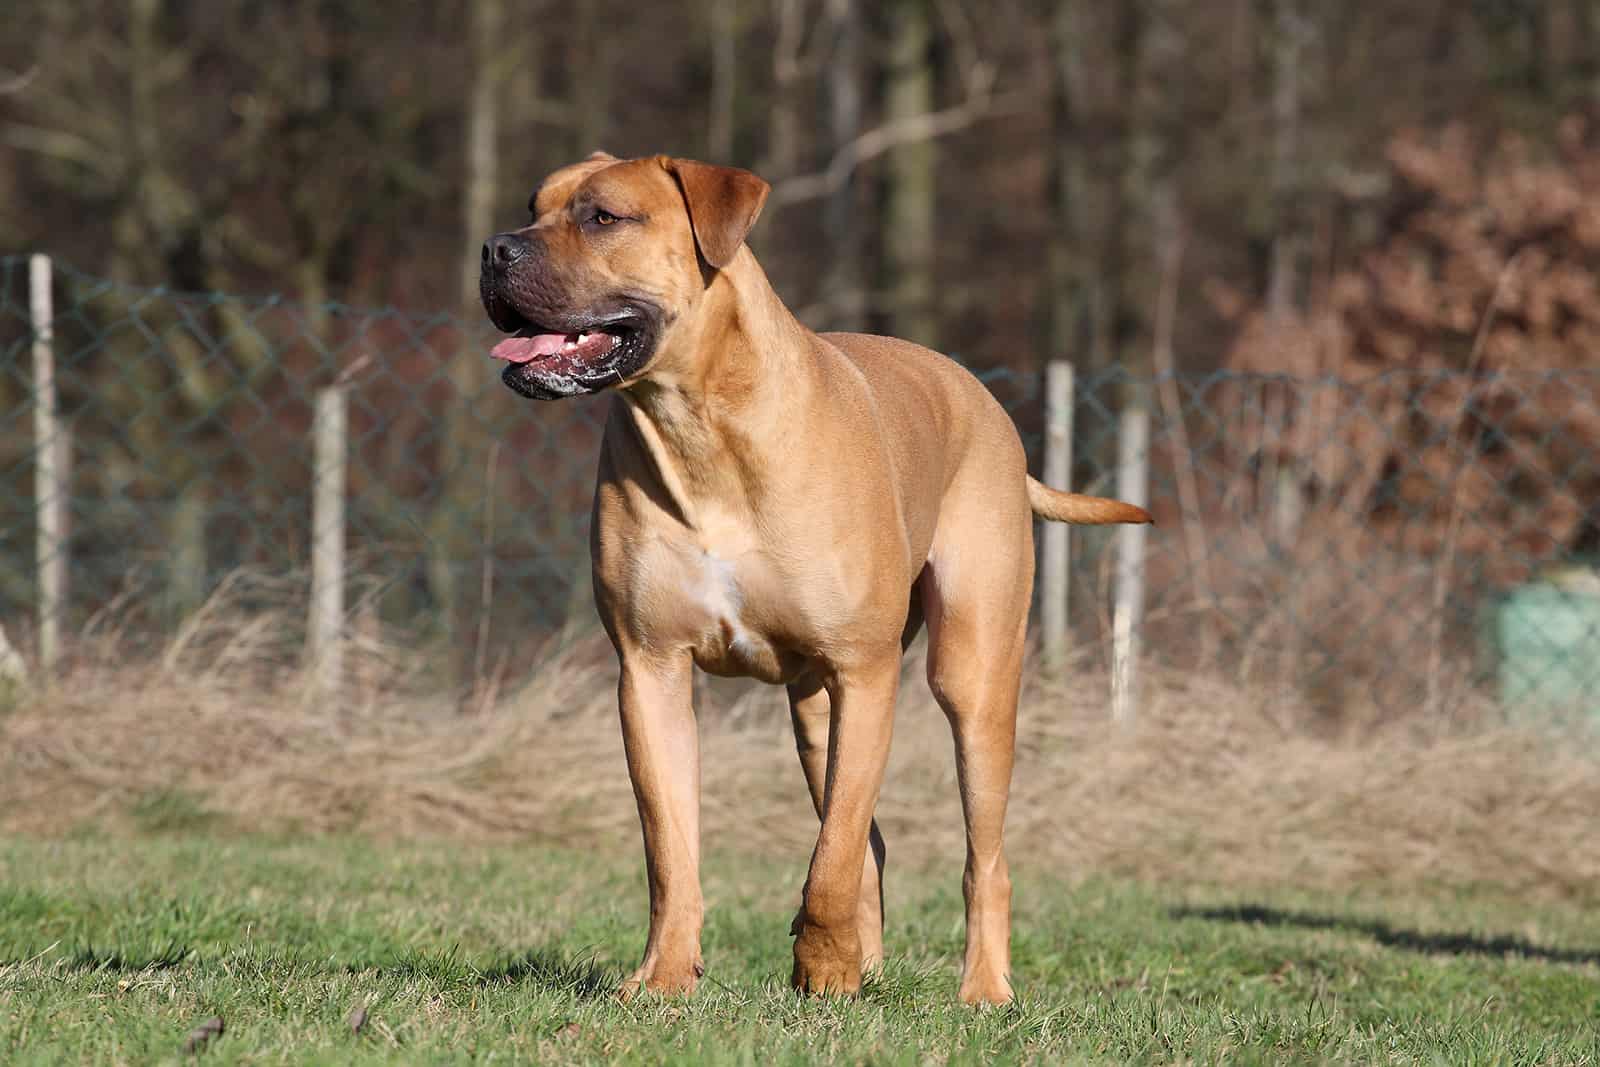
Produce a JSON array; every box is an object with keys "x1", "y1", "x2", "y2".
[
  {"x1": 633, "y1": 538, "x2": 801, "y2": 684},
  {"x1": 690, "y1": 551, "x2": 752, "y2": 647}
]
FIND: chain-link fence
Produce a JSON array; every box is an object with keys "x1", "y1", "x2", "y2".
[{"x1": 3, "y1": 255, "x2": 1598, "y2": 721}]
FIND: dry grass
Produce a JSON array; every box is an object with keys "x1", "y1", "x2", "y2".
[{"x1": 3, "y1": 570, "x2": 1598, "y2": 901}]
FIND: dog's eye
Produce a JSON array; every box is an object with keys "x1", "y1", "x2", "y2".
[{"x1": 593, "y1": 209, "x2": 619, "y2": 226}]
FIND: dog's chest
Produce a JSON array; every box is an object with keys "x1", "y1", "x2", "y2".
[{"x1": 631, "y1": 537, "x2": 804, "y2": 683}]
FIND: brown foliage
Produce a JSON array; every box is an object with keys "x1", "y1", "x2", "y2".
[{"x1": 1222, "y1": 119, "x2": 1600, "y2": 577}]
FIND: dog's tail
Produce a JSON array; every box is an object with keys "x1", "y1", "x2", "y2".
[{"x1": 1026, "y1": 477, "x2": 1153, "y2": 525}]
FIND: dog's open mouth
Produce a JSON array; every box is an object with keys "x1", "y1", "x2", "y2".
[
  {"x1": 490, "y1": 327, "x2": 621, "y2": 366},
  {"x1": 483, "y1": 298, "x2": 661, "y2": 399}
]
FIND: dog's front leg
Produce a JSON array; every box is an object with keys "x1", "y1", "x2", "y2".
[
  {"x1": 615, "y1": 651, "x2": 704, "y2": 1000},
  {"x1": 791, "y1": 651, "x2": 901, "y2": 996}
]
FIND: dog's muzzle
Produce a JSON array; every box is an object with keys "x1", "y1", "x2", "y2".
[{"x1": 477, "y1": 235, "x2": 665, "y2": 400}]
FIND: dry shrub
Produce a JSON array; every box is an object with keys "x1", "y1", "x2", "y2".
[
  {"x1": 1219, "y1": 119, "x2": 1600, "y2": 577},
  {"x1": 1178, "y1": 122, "x2": 1600, "y2": 724},
  {"x1": 3, "y1": 573, "x2": 1598, "y2": 901},
  {"x1": 1141, "y1": 511, "x2": 1492, "y2": 726}
]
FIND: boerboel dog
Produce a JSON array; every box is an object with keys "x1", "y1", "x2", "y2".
[{"x1": 479, "y1": 153, "x2": 1151, "y2": 1004}]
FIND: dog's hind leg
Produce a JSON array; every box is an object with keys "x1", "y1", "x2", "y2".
[{"x1": 921, "y1": 483, "x2": 1032, "y2": 1005}]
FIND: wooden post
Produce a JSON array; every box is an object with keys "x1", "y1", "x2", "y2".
[
  {"x1": 170, "y1": 483, "x2": 208, "y2": 620},
  {"x1": 31, "y1": 254, "x2": 66, "y2": 675},
  {"x1": 1112, "y1": 385, "x2": 1150, "y2": 724},
  {"x1": 310, "y1": 387, "x2": 347, "y2": 696},
  {"x1": 1040, "y1": 360, "x2": 1075, "y2": 672}
]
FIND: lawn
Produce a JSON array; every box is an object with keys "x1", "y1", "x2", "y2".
[{"x1": 1, "y1": 831, "x2": 1597, "y2": 1065}]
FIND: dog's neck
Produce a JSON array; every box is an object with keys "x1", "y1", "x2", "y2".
[{"x1": 616, "y1": 248, "x2": 817, "y2": 532}]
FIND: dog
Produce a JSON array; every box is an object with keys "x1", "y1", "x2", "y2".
[{"x1": 479, "y1": 153, "x2": 1151, "y2": 1004}]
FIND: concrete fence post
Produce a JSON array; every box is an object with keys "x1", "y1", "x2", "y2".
[
  {"x1": 1112, "y1": 385, "x2": 1151, "y2": 725},
  {"x1": 1040, "y1": 360, "x2": 1074, "y2": 672},
  {"x1": 310, "y1": 386, "x2": 348, "y2": 696},
  {"x1": 31, "y1": 254, "x2": 66, "y2": 675}
]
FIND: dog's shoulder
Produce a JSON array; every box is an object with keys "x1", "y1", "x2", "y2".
[
  {"x1": 818, "y1": 331, "x2": 996, "y2": 402},
  {"x1": 817, "y1": 330, "x2": 958, "y2": 377}
]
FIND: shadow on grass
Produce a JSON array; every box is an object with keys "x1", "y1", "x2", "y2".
[
  {"x1": 476, "y1": 948, "x2": 615, "y2": 999},
  {"x1": 341, "y1": 946, "x2": 614, "y2": 999},
  {"x1": 57, "y1": 941, "x2": 192, "y2": 972},
  {"x1": 1175, "y1": 905, "x2": 1600, "y2": 967}
]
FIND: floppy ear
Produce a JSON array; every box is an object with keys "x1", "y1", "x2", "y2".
[
  {"x1": 587, "y1": 150, "x2": 617, "y2": 162},
  {"x1": 665, "y1": 158, "x2": 770, "y2": 269}
]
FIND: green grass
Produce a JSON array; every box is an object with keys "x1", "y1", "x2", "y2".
[{"x1": 2, "y1": 833, "x2": 1598, "y2": 1065}]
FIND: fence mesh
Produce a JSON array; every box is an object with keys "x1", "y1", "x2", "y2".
[{"x1": 3, "y1": 255, "x2": 1598, "y2": 722}]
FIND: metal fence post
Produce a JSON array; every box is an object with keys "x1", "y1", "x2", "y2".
[
  {"x1": 1112, "y1": 384, "x2": 1150, "y2": 725},
  {"x1": 31, "y1": 253, "x2": 66, "y2": 676},
  {"x1": 1040, "y1": 360, "x2": 1074, "y2": 672},
  {"x1": 310, "y1": 386, "x2": 348, "y2": 696}
]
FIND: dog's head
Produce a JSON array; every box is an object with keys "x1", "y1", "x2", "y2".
[{"x1": 479, "y1": 152, "x2": 769, "y2": 400}]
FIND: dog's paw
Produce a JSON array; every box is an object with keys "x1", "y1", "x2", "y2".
[
  {"x1": 957, "y1": 968, "x2": 1014, "y2": 1007},
  {"x1": 617, "y1": 955, "x2": 705, "y2": 1001},
  {"x1": 790, "y1": 916, "x2": 862, "y2": 997}
]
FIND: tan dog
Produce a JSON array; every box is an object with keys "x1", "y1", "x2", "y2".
[{"x1": 479, "y1": 153, "x2": 1151, "y2": 1005}]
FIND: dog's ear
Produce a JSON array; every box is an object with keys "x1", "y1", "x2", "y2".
[
  {"x1": 664, "y1": 158, "x2": 770, "y2": 269},
  {"x1": 587, "y1": 150, "x2": 617, "y2": 163}
]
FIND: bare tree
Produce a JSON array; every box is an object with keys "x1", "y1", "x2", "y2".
[
  {"x1": 460, "y1": 0, "x2": 504, "y2": 313},
  {"x1": 822, "y1": 0, "x2": 865, "y2": 331},
  {"x1": 884, "y1": 0, "x2": 937, "y2": 346},
  {"x1": 709, "y1": 0, "x2": 739, "y2": 161},
  {"x1": 431, "y1": 0, "x2": 509, "y2": 680},
  {"x1": 1263, "y1": 0, "x2": 1316, "y2": 539},
  {"x1": 569, "y1": 0, "x2": 612, "y2": 155},
  {"x1": 1041, "y1": 0, "x2": 1144, "y2": 476},
  {"x1": 1042, "y1": 0, "x2": 1144, "y2": 391},
  {"x1": 1267, "y1": 0, "x2": 1307, "y2": 320},
  {"x1": 1044, "y1": 0, "x2": 1089, "y2": 368},
  {"x1": 1097, "y1": 1, "x2": 1142, "y2": 380},
  {"x1": 762, "y1": 0, "x2": 809, "y2": 178}
]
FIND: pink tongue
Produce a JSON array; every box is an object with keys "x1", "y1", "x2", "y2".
[{"x1": 490, "y1": 332, "x2": 573, "y2": 364}]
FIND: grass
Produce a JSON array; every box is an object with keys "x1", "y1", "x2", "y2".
[{"x1": 2, "y1": 832, "x2": 1598, "y2": 1065}]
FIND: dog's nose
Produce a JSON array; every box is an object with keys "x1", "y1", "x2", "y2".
[{"x1": 483, "y1": 233, "x2": 528, "y2": 269}]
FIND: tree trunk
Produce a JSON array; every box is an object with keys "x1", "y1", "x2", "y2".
[
  {"x1": 884, "y1": 0, "x2": 937, "y2": 347},
  {"x1": 763, "y1": 0, "x2": 805, "y2": 179},
  {"x1": 1266, "y1": 0, "x2": 1309, "y2": 541},
  {"x1": 571, "y1": 0, "x2": 612, "y2": 154},
  {"x1": 1267, "y1": 0, "x2": 1305, "y2": 321},
  {"x1": 1091, "y1": 1, "x2": 1142, "y2": 381},
  {"x1": 430, "y1": 0, "x2": 505, "y2": 682},
  {"x1": 823, "y1": 0, "x2": 864, "y2": 332},
  {"x1": 113, "y1": 0, "x2": 162, "y2": 285},
  {"x1": 708, "y1": 0, "x2": 738, "y2": 161},
  {"x1": 112, "y1": 0, "x2": 188, "y2": 468},
  {"x1": 461, "y1": 0, "x2": 503, "y2": 311},
  {"x1": 1045, "y1": 0, "x2": 1091, "y2": 371},
  {"x1": 1129, "y1": 0, "x2": 1186, "y2": 371},
  {"x1": 1045, "y1": 0, "x2": 1141, "y2": 482}
]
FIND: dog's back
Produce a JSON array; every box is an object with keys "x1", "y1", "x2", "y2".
[{"x1": 819, "y1": 332, "x2": 1151, "y2": 527}]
